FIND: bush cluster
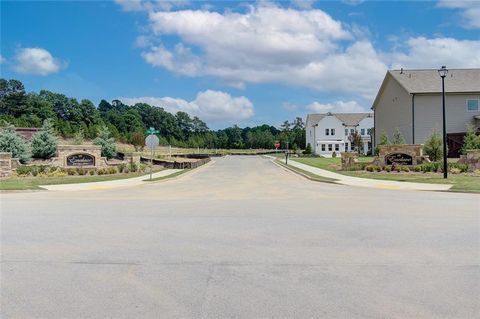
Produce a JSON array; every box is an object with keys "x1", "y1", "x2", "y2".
[{"x1": 14, "y1": 164, "x2": 142, "y2": 177}]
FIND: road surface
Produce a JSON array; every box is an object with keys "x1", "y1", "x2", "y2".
[{"x1": 1, "y1": 156, "x2": 479, "y2": 318}]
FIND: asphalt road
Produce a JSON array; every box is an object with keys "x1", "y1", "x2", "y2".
[{"x1": 1, "y1": 156, "x2": 479, "y2": 318}]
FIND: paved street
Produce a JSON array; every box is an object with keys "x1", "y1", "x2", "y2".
[{"x1": 1, "y1": 156, "x2": 479, "y2": 318}]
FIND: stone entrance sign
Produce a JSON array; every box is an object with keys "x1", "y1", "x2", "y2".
[
  {"x1": 52, "y1": 145, "x2": 107, "y2": 168},
  {"x1": 377, "y1": 144, "x2": 428, "y2": 166},
  {"x1": 385, "y1": 153, "x2": 413, "y2": 165},
  {"x1": 66, "y1": 153, "x2": 95, "y2": 166}
]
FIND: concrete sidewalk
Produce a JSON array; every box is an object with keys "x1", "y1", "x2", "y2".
[
  {"x1": 269, "y1": 156, "x2": 452, "y2": 191},
  {"x1": 40, "y1": 169, "x2": 183, "y2": 191}
]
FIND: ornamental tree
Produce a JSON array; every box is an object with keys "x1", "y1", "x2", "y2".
[
  {"x1": 461, "y1": 125, "x2": 480, "y2": 154},
  {"x1": 0, "y1": 123, "x2": 31, "y2": 163},
  {"x1": 94, "y1": 125, "x2": 117, "y2": 159},
  {"x1": 31, "y1": 119, "x2": 58, "y2": 159},
  {"x1": 423, "y1": 129, "x2": 443, "y2": 162},
  {"x1": 392, "y1": 128, "x2": 406, "y2": 145}
]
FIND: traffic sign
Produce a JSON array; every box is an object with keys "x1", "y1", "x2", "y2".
[
  {"x1": 146, "y1": 127, "x2": 159, "y2": 135},
  {"x1": 145, "y1": 134, "x2": 159, "y2": 150}
]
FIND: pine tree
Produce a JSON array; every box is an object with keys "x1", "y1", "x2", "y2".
[
  {"x1": 31, "y1": 119, "x2": 58, "y2": 159},
  {"x1": 94, "y1": 125, "x2": 117, "y2": 159},
  {"x1": 0, "y1": 123, "x2": 31, "y2": 163},
  {"x1": 392, "y1": 128, "x2": 406, "y2": 145},
  {"x1": 461, "y1": 125, "x2": 480, "y2": 155},
  {"x1": 423, "y1": 129, "x2": 443, "y2": 161}
]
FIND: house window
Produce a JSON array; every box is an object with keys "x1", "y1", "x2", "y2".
[
  {"x1": 350, "y1": 143, "x2": 354, "y2": 151},
  {"x1": 345, "y1": 129, "x2": 348, "y2": 136},
  {"x1": 350, "y1": 129, "x2": 354, "y2": 134},
  {"x1": 328, "y1": 144, "x2": 332, "y2": 151},
  {"x1": 345, "y1": 142, "x2": 349, "y2": 151},
  {"x1": 325, "y1": 128, "x2": 329, "y2": 135},
  {"x1": 467, "y1": 99, "x2": 479, "y2": 112},
  {"x1": 310, "y1": 130, "x2": 312, "y2": 137},
  {"x1": 321, "y1": 144, "x2": 325, "y2": 151},
  {"x1": 335, "y1": 144, "x2": 339, "y2": 151},
  {"x1": 367, "y1": 128, "x2": 372, "y2": 135},
  {"x1": 361, "y1": 128, "x2": 365, "y2": 135},
  {"x1": 331, "y1": 129, "x2": 335, "y2": 135}
]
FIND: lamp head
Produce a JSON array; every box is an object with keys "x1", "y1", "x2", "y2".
[{"x1": 438, "y1": 66, "x2": 448, "y2": 78}]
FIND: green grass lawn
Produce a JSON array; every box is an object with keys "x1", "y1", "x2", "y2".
[
  {"x1": 0, "y1": 168, "x2": 165, "y2": 191},
  {"x1": 291, "y1": 156, "x2": 480, "y2": 193},
  {"x1": 274, "y1": 160, "x2": 337, "y2": 183}
]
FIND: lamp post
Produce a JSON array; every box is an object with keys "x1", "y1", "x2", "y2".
[{"x1": 438, "y1": 66, "x2": 448, "y2": 179}]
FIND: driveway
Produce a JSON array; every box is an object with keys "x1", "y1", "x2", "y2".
[{"x1": 1, "y1": 156, "x2": 479, "y2": 318}]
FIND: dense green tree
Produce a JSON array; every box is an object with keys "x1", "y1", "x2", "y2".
[
  {"x1": 423, "y1": 129, "x2": 443, "y2": 161},
  {"x1": 392, "y1": 128, "x2": 406, "y2": 145},
  {"x1": 31, "y1": 119, "x2": 58, "y2": 159},
  {"x1": 0, "y1": 123, "x2": 31, "y2": 163},
  {"x1": 93, "y1": 125, "x2": 117, "y2": 159},
  {"x1": 461, "y1": 125, "x2": 480, "y2": 154}
]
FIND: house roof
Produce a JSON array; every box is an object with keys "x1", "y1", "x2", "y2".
[
  {"x1": 306, "y1": 112, "x2": 373, "y2": 127},
  {"x1": 372, "y1": 68, "x2": 480, "y2": 109},
  {"x1": 390, "y1": 68, "x2": 480, "y2": 94}
]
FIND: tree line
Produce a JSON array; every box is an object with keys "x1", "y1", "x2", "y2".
[{"x1": 0, "y1": 79, "x2": 305, "y2": 150}]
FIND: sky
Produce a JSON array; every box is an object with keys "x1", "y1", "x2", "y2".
[{"x1": 1, "y1": 0, "x2": 479, "y2": 129}]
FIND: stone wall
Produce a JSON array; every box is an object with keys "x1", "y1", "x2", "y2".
[
  {"x1": 377, "y1": 144, "x2": 428, "y2": 166},
  {"x1": 0, "y1": 152, "x2": 12, "y2": 178},
  {"x1": 52, "y1": 145, "x2": 107, "y2": 168},
  {"x1": 458, "y1": 149, "x2": 480, "y2": 171}
]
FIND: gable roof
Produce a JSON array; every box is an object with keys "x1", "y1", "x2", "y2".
[
  {"x1": 372, "y1": 68, "x2": 480, "y2": 109},
  {"x1": 390, "y1": 69, "x2": 480, "y2": 94},
  {"x1": 306, "y1": 112, "x2": 373, "y2": 127}
]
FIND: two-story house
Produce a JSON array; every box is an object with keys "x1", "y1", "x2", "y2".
[
  {"x1": 372, "y1": 68, "x2": 480, "y2": 157},
  {"x1": 305, "y1": 112, "x2": 374, "y2": 157}
]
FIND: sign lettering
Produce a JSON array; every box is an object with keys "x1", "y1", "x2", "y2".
[
  {"x1": 66, "y1": 153, "x2": 95, "y2": 166},
  {"x1": 385, "y1": 153, "x2": 413, "y2": 165}
]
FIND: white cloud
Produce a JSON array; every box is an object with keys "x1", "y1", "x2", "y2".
[
  {"x1": 13, "y1": 47, "x2": 64, "y2": 76},
  {"x1": 124, "y1": 2, "x2": 480, "y2": 99},
  {"x1": 115, "y1": 0, "x2": 189, "y2": 12},
  {"x1": 120, "y1": 90, "x2": 254, "y2": 123},
  {"x1": 389, "y1": 37, "x2": 480, "y2": 69},
  {"x1": 0, "y1": 55, "x2": 5, "y2": 64},
  {"x1": 437, "y1": 0, "x2": 480, "y2": 29},
  {"x1": 306, "y1": 100, "x2": 366, "y2": 113}
]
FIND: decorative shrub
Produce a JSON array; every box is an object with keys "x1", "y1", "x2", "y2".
[
  {"x1": 448, "y1": 162, "x2": 468, "y2": 173},
  {"x1": 450, "y1": 168, "x2": 461, "y2": 174},
  {"x1": 97, "y1": 168, "x2": 106, "y2": 175},
  {"x1": 129, "y1": 162, "x2": 138, "y2": 172},
  {"x1": 414, "y1": 165, "x2": 422, "y2": 172},
  {"x1": 108, "y1": 167, "x2": 117, "y2": 174},
  {"x1": 0, "y1": 124, "x2": 31, "y2": 163},
  {"x1": 385, "y1": 166, "x2": 392, "y2": 172},
  {"x1": 139, "y1": 163, "x2": 147, "y2": 173},
  {"x1": 31, "y1": 119, "x2": 58, "y2": 159},
  {"x1": 374, "y1": 165, "x2": 382, "y2": 172},
  {"x1": 366, "y1": 165, "x2": 374, "y2": 172},
  {"x1": 16, "y1": 166, "x2": 31, "y2": 176},
  {"x1": 89, "y1": 169, "x2": 96, "y2": 176},
  {"x1": 67, "y1": 168, "x2": 77, "y2": 176},
  {"x1": 118, "y1": 163, "x2": 127, "y2": 173},
  {"x1": 332, "y1": 151, "x2": 337, "y2": 158}
]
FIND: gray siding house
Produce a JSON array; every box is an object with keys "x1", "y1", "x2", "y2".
[{"x1": 372, "y1": 68, "x2": 480, "y2": 157}]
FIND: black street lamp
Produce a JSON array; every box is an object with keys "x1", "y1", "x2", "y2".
[{"x1": 438, "y1": 65, "x2": 448, "y2": 179}]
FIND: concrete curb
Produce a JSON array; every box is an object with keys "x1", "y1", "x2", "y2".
[{"x1": 265, "y1": 155, "x2": 452, "y2": 191}]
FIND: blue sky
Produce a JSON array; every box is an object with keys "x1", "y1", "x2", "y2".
[{"x1": 1, "y1": 0, "x2": 479, "y2": 129}]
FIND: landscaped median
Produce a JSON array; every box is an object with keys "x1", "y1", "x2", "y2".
[{"x1": 287, "y1": 156, "x2": 480, "y2": 193}]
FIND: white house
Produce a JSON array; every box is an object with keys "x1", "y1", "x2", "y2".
[
  {"x1": 372, "y1": 68, "x2": 480, "y2": 157},
  {"x1": 305, "y1": 112, "x2": 374, "y2": 157}
]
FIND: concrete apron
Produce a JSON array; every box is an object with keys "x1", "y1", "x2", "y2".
[
  {"x1": 40, "y1": 169, "x2": 183, "y2": 191},
  {"x1": 272, "y1": 157, "x2": 452, "y2": 191}
]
